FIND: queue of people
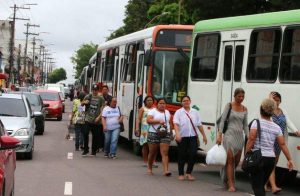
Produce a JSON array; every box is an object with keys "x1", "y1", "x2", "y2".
[{"x1": 70, "y1": 85, "x2": 299, "y2": 196}]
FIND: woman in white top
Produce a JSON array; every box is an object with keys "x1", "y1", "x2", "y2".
[
  {"x1": 101, "y1": 97, "x2": 123, "y2": 159},
  {"x1": 147, "y1": 98, "x2": 172, "y2": 176},
  {"x1": 174, "y1": 96, "x2": 207, "y2": 181},
  {"x1": 245, "y1": 99, "x2": 294, "y2": 196}
]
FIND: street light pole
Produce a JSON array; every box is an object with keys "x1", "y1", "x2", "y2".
[
  {"x1": 178, "y1": 0, "x2": 183, "y2": 24},
  {"x1": 144, "y1": 12, "x2": 170, "y2": 29}
]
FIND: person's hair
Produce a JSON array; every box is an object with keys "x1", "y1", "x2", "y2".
[
  {"x1": 260, "y1": 98, "x2": 275, "y2": 117},
  {"x1": 156, "y1": 97, "x2": 166, "y2": 104},
  {"x1": 102, "y1": 85, "x2": 108, "y2": 90},
  {"x1": 181, "y1": 95, "x2": 191, "y2": 102},
  {"x1": 78, "y1": 92, "x2": 86, "y2": 101},
  {"x1": 108, "y1": 97, "x2": 117, "y2": 106},
  {"x1": 271, "y1": 91, "x2": 282, "y2": 102},
  {"x1": 143, "y1": 96, "x2": 154, "y2": 105},
  {"x1": 234, "y1": 88, "x2": 245, "y2": 97}
]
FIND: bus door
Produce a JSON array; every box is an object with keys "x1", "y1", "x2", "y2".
[
  {"x1": 113, "y1": 55, "x2": 119, "y2": 96},
  {"x1": 219, "y1": 41, "x2": 245, "y2": 112},
  {"x1": 132, "y1": 50, "x2": 145, "y2": 140}
]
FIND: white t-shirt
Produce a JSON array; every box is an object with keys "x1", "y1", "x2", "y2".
[
  {"x1": 148, "y1": 109, "x2": 171, "y2": 133},
  {"x1": 250, "y1": 119, "x2": 283, "y2": 157},
  {"x1": 102, "y1": 106, "x2": 121, "y2": 130},
  {"x1": 173, "y1": 108, "x2": 202, "y2": 137}
]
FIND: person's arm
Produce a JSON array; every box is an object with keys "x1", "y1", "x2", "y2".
[
  {"x1": 95, "y1": 98, "x2": 105, "y2": 123},
  {"x1": 135, "y1": 108, "x2": 144, "y2": 136},
  {"x1": 277, "y1": 135, "x2": 294, "y2": 171},
  {"x1": 245, "y1": 128, "x2": 257, "y2": 153},
  {"x1": 118, "y1": 108, "x2": 123, "y2": 123},
  {"x1": 282, "y1": 109, "x2": 300, "y2": 136},
  {"x1": 198, "y1": 125, "x2": 207, "y2": 145},
  {"x1": 102, "y1": 117, "x2": 107, "y2": 131}
]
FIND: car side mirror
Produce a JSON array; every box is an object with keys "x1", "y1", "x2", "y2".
[
  {"x1": 0, "y1": 135, "x2": 20, "y2": 150},
  {"x1": 33, "y1": 111, "x2": 43, "y2": 117},
  {"x1": 43, "y1": 103, "x2": 49, "y2": 107}
]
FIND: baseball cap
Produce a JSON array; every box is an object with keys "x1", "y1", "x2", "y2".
[{"x1": 92, "y1": 83, "x2": 98, "y2": 90}]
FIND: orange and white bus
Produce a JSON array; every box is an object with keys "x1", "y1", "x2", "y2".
[{"x1": 90, "y1": 25, "x2": 193, "y2": 150}]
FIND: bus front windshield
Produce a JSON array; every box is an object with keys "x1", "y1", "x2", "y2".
[{"x1": 152, "y1": 50, "x2": 189, "y2": 104}]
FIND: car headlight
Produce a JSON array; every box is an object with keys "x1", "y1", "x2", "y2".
[
  {"x1": 15, "y1": 128, "x2": 30, "y2": 136},
  {"x1": 52, "y1": 104, "x2": 60, "y2": 109}
]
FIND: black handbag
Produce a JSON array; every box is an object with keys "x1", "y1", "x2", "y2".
[
  {"x1": 242, "y1": 119, "x2": 263, "y2": 174},
  {"x1": 117, "y1": 107, "x2": 125, "y2": 132},
  {"x1": 216, "y1": 103, "x2": 232, "y2": 134},
  {"x1": 152, "y1": 112, "x2": 168, "y2": 137}
]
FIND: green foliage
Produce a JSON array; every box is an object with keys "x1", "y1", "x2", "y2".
[
  {"x1": 48, "y1": 68, "x2": 67, "y2": 83},
  {"x1": 71, "y1": 43, "x2": 97, "y2": 78},
  {"x1": 108, "y1": 0, "x2": 300, "y2": 39}
]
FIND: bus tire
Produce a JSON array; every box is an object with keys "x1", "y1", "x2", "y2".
[{"x1": 275, "y1": 167, "x2": 297, "y2": 186}]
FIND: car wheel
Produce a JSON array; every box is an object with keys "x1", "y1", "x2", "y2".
[{"x1": 57, "y1": 115, "x2": 62, "y2": 121}]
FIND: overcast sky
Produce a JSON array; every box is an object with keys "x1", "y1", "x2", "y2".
[{"x1": 0, "y1": 0, "x2": 128, "y2": 83}]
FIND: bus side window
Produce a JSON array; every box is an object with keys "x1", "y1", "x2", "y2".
[
  {"x1": 246, "y1": 29, "x2": 281, "y2": 82},
  {"x1": 234, "y1": 45, "x2": 244, "y2": 82},
  {"x1": 280, "y1": 28, "x2": 300, "y2": 83},
  {"x1": 223, "y1": 46, "x2": 233, "y2": 81},
  {"x1": 191, "y1": 33, "x2": 220, "y2": 81}
]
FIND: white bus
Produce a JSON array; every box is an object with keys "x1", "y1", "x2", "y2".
[
  {"x1": 188, "y1": 10, "x2": 300, "y2": 179},
  {"x1": 92, "y1": 25, "x2": 193, "y2": 152}
]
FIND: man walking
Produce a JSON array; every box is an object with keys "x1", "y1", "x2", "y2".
[
  {"x1": 82, "y1": 84, "x2": 105, "y2": 156},
  {"x1": 102, "y1": 85, "x2": 112, "y2": 105}
]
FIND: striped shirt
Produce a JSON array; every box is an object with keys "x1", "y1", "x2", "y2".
[{"x1": 250, "y1": 119, "x2": 283, "y2": 157}]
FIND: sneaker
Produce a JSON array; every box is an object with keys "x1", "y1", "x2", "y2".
[
  {"x1": 110, "y1": 155, "x2": 117, "y2": 159},
  {"x1": 104, "y1": 154, "x2": 109, "y2": 158},
  {"x1": 153, "y1": 163, "x2": 159, "y2": 168},
  {"x1": 82, "y1": 151, "x2": 89, "y2": 156}
]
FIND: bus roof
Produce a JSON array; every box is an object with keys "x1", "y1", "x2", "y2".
[
  {"x1": 194, "y1": 9, "x2": 300, "y2": 33},
  {"x1": 97, "y1": 25, "x2": 193, "y2": 51}
]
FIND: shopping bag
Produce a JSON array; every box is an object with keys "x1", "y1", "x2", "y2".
[{"x1": 206, "y1": 144, "x2": 227, "y2": 166}]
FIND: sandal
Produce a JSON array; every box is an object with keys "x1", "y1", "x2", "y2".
[
  {"x1": 178, "y1": 175, "x2": 185, "y2": 180},
  {"x1": 272, "y1": 188, "x2": 282, "y2": 194},
  {"x1": 186, "y1": 174, "x2": 195, "y2": 181},
  {"x1": 164, "y1": 172, "x2": 172, "y2": 177}
]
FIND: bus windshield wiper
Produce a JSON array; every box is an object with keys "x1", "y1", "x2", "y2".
[{"x1": 177, "y1": 48, "x2": 189, "y2": 62}]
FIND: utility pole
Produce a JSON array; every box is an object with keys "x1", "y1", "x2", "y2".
[
  {"x1": 8, "y1": 4, "x2": 29, "y2": 84},
  {"x1": 23, "y1": 23, "x2": 39, "y2": 74},
  {"x1": 178, "y1": 0, "x2": 183, "y2": 24},
  {"x1": 17, "y1": 44, "x2": 21, "y2": 84},
  {"x1": 31, "y1": 37, "x2": 36, "y2": 82}
]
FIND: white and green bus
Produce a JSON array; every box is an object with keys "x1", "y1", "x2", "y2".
[{"x1": 188, "y1": 9, "x2": 300, "y2": 178}]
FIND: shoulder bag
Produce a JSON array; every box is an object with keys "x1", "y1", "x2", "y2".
[
  {"x1": 216, "y1": 103, "x2": 232, "y2": 134},
  {"x1": 152, "y1": 111, "x2": 168, "y2": 137},
  {"x1": 242, "y1": 119, "x2": 263, "y2": 174},
  {"x1": 117, "y1": 106, "x2": 125, "y2": 132},
  {"x1": 185, "y1": 112, "x2": 200, "y2": 146}
]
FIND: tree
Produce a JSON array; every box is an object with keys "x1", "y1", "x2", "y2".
[
  {"x1": 48, "y1": 68, "x2": 67, "y2": 83},
  {"x1": 71, "y1": 43, "x2": 97, "y2": 78}
]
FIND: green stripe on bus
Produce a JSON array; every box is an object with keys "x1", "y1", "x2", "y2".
[{"x1": 194, "y1": 9, "x2": 300, "y2": 33}]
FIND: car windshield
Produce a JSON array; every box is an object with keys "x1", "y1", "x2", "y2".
[
  {"x1": 152, "y1": 50, "x2": 190, "y2": 104},
  {"x1": 24, "y1": 94, "x2": 41, "y2": 106},
  {"x1": 38, "y1": 92, "x2": 59, "y2": 101},
  {"x1": 0, "y1": 98, "x2": 27, "y2": 117}
]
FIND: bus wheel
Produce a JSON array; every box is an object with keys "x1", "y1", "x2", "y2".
[
  {"x1": 133, "y1": 140, "x2": 141, "y2": 156},
  {"x1": 275, "y1": 167, "x2": 297, "y2": 186}
]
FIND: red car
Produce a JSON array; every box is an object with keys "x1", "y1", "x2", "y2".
[
  {"x1": 0, "y1": 119, "x2": 20, "y2": 196},
  {"x1": 34, "y1": 90, "x2": 63, "y2": 121}
]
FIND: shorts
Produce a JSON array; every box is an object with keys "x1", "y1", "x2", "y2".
[{"x1": 147, "y1": 132, "x2": 171, "y2": 144}]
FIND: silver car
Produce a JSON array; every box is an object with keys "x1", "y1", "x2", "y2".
[{"x1": 0, "y1": 93, "x2": 36, "y2": 159}]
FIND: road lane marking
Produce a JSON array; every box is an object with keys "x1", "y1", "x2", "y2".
[
  {"x1": 64, "y1": 182, "x2": 72, "y2": 195},
  {"x1": 67, "y1": 152, "x2": 73, "y2": 160}
]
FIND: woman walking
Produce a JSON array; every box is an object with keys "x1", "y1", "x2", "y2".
[
  {"x1": 135, "y1": 96, "x2": 157, "y2": 167},
  {"x1": 147, "y1": 98, "x2": 172, "y2": 176},
  {"x1": 216, "y1": 88, "x2": 248, "y2": 192},
  {"x1": 70, "y1": 91, "x2": 86, "y2": 151},
  {"x1": 265, "y1": 92, "x2": 300, "y2": 193},
  {"x1": 246, "y1": 98, "x2": 294, "y2": 196},
  {"x1": 173, "y1": 96, "x2": 207, "y2": 181},
  {"x1": 102, "y1": 97, "x2": 123, "y2": 159}
]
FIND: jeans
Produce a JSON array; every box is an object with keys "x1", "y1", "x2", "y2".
[
  {"x1": 177, "y1": 136, "x2": 198, "y2": 175},
  {"x1": 74, "y1": 124, "x2": 84, "y2": 149},
  {"x1": 83, "y1": 122, "x2": 104, "y2": 153},
  {"x1": 250, "y1": 156, "x2": 275, "y2": 196},
  {"x1": 104, "y1": 128, "x2": 120, "y2": 155}
]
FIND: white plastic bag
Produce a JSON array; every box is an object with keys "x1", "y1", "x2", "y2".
[{"x1": 206, "y1": 144, "x2": 227, "y2": 166}]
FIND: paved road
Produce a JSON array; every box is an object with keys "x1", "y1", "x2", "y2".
[{"x1": 15, "y1": 100, "x2": 300, "y2": 196}]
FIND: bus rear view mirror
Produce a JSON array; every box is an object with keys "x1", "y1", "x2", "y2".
[{"x1": 144, "y1": 50, "x2": 152, "y2": 66}]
